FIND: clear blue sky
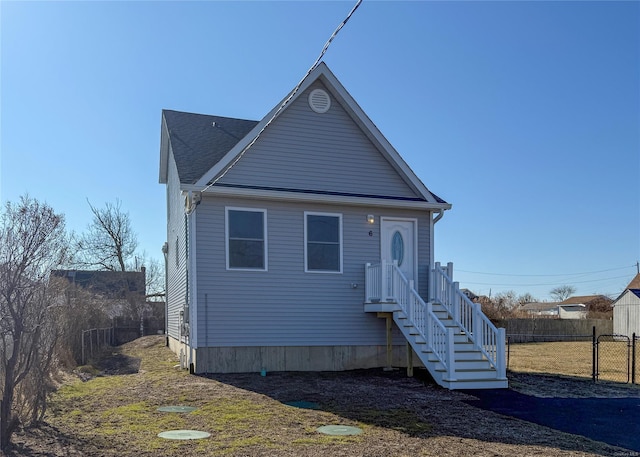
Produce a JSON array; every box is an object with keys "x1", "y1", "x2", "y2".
[{"x1": 1, "y1": 1, "x2": 638, "y2": 301}]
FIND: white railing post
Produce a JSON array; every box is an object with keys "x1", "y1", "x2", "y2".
[
  {"x1": 473, "y1": 303, "x2": 483, "y2": 345},
  {"x1": 365, "y1": 263, "x2": 371, "y2": 302},
  {"x1": 426, "y1": 302, "x2": 433, "y2": 343},
  {"x1": 391, "y1": 260, "x2": 398, "y2": 301},
  {"x1": 433, "y1": 262, "x2": 441, "y2": 302},
  {"x1": 452, "y1": 282, "x2": 461, "y2": 323},
  {"x1": 409, "y1": 280, "x2": 415, "y2": 320},
  {"x1": 497, "y1": 327, "x2": 506, "y2": 378},
  {"x1": 446, "y1": 327, "x2": 456, "y2": 381},
  {"x1": 446, "y1": 262, "x2": 453, "y2": 279},
  {"x1": 381, "y1": 260, "x2": 388, "y2": 302}
]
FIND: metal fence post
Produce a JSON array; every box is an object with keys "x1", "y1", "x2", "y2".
[
  {"x1": 592, "y1": 326, "x2": 596, "y2": 382},
  {"x1": 633, "y1": 333, "x2": 636, "y2": 385}
]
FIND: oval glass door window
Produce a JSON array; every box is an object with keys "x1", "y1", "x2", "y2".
[{"x1": 391, "y1": 231, "x2": 404, "y2": 266}]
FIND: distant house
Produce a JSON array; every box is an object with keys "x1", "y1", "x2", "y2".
[
  {"x1": 557, "y1": 295, "x2": 609, "y2": 319},
  {"x1": 50, "y1": 269, "x2": 146, "y2": 319},
  {"x1": 158, "y1": 62, "x2": 507, "y2": 389},
  {"x1": 613, "y1": 273, "x2": 640, "y2": 337},
  {"x1": 461, "y1": 288, "x2": 478, "y2": 302},
  {"x1": 520, "y1": 302, "x2": 559, "y2": 318}
]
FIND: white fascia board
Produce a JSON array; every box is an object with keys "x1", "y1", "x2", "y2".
[
  {"x1": 187, "y1": 184, "x2": 451, "y2": 211},
  {"x1": 159, "y1": 114, "x2": 170, "y2": 184}
]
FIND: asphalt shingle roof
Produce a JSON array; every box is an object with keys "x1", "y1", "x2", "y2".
[
  {"x1": 559, "y1": 295, "x2": 605, "y2": 305},
  {"x1": 163, "y1": 110, "x2": 259, "y2": 185}
]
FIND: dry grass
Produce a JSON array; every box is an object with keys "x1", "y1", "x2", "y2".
[
  {"x1": 508, "y1": 340, "x2": 638, "y2": 384},
  {"x1": 6, "y1": 336, "x2": 637, "y2": 457}
]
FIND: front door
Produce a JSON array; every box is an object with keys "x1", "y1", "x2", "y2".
[{"x1": 381, "y1": 218, "x2": 416, "y2": 284}]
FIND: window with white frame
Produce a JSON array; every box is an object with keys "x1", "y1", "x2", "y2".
[
  {"x1": 305, "y1": 212, "x2": 342, "y2": 273},
  {"x1": 226, "y1": 208, "x2": 267, "y2": 270}
]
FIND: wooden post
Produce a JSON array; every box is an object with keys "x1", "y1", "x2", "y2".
[
  {"x1": 385, "y1": 313, "x2": 393, "y2": 371},
  {"x1": 406, "y1": 342, "x2": 414, "y2": 377}
]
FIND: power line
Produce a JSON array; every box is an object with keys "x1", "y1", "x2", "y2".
[
  {"x1": 200, "y1": 0, "x2": 363, "y2": 195},
  {"x1": 456, "y1": 264, "x2": 635, "y2": 278},
  {"x1": 461, "y1": 274, "x2": 633, "y2": 288}
]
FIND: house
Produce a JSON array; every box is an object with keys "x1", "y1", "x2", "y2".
[
  {"x1": 613, "y1": 273, "x2": 640, "y2": 337},
  {"x1": 51, "y1": 269, "x2": 147, "y2": 319},
  {"x1": 557, "y1": 295, "x2": 609, "y2": 319},
  {"x1": 158, "y1": 62, "x2": 507, "y2": 389},
  {"x1": 520, "y1": 302, "x2": 559, "y2": 318}
]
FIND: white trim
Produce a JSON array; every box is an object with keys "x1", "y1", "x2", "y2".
[
  {"x1": 304, "y1": 211, "x2": 343, "y2": 274},
  {"x1": 225, "y1": 206, "x2": 268, "y2": 271},
  {"x1": 190, "y1": 184, "x2": 451, "y2": 211},
  {"x1": 380, "y1": 217, "x2": 419, "y2": 290}
]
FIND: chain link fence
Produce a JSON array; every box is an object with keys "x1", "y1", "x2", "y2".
[{"x1": 506, "y1": 328, "x2": 639, "y2": 385}]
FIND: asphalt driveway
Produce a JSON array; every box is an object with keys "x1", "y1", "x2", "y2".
[{"x1": 465, "y1": 388, "x2": 640, "y2": 453}]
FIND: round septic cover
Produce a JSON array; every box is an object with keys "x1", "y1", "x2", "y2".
[
  {"x1": 158, "y1": 430, "x2": 210, "y2": 440},
  {"x1": 284, "y1": 400, "x2": 320, "y2": 410},
  {"x1": 316, "y1": 425, "x2": 362, "y2": 436},
  {"x1": 157, "y1": 405, "x2": 197, "y2": 413}
]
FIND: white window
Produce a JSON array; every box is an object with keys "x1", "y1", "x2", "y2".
[
  {"x1": 305, "y1": 212, "x2": 342, "y2": 273},
  {"x1": 226, "y1": 207, "x2": 267, "y2": 270}
]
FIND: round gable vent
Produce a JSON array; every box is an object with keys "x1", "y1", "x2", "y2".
[{"x1": 308, "y1": 89, "x2": 331, "y2": 113}]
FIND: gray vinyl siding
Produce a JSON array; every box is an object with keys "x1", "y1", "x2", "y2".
[
  {"x1": 194, "y1": 195, "x2": 431, "y2": 348},
  {"x1": 166, "y1": 147, "x2": 189, "y2": 340},
  {"x1": 217, "y1": 81, "x2": 419, "y2": 199}
]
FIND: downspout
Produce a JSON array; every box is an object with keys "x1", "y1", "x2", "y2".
[
  {"x1": 429, "y1": 209, "x2": 445, "y2": 301},
  {"x1": 184, "y1": 191, "x2": 201, "y2": 374}
]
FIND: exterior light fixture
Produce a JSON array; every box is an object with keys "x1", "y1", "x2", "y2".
[{"x1": 367, "y1": 214, "x2": 375, "y2": 224}]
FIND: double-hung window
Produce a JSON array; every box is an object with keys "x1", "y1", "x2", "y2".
[
  {"x1": 226, "y1": 207, "x2": 267, "y2": 270},
  {"x1": 305, "y1": 212, "x2": 342, "y2": 273}
]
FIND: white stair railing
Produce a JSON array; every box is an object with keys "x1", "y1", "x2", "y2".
[
  {"x1": 366, "y1": 261, "x2": 454, "y2": 380},
  {"x1": 432, "y1": 262, "x2": 506, "y2": 378}
]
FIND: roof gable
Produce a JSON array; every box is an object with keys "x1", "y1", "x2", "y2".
[
  {"x1": 625, "y1": 273, "x2": 640, "y2": 291},
  {"x1": 160, "y1": 63, "x2": 448, "y2": 208},
  {"x1": 210, "y1": 79, "x2": 429, "y2": 201}
]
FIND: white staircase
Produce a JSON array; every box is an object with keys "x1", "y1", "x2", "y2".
[{"x1": 365, "y1": 261, "x2": 508, "y2": 390}]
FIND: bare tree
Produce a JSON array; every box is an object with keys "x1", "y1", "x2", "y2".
[
  {"x1": 550, "y1": 285, "x2": 576, "y2": 302},
  {"x1": 517, "y1": 292, "x2": 537, "y2": 305},
  {"x1": 0, "y1": 196, "x2": 68, "y2": 450},
  {"x1": 75, "y1": 199, "x2": 137, "y2": 272},
  {"x1": 131, "y1": 251, "x2": 163, "y2": 300}
]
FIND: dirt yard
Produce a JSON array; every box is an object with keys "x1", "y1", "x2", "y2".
[{"x1": 4, "y1": 336, "x2": 639, "y2": 457}]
